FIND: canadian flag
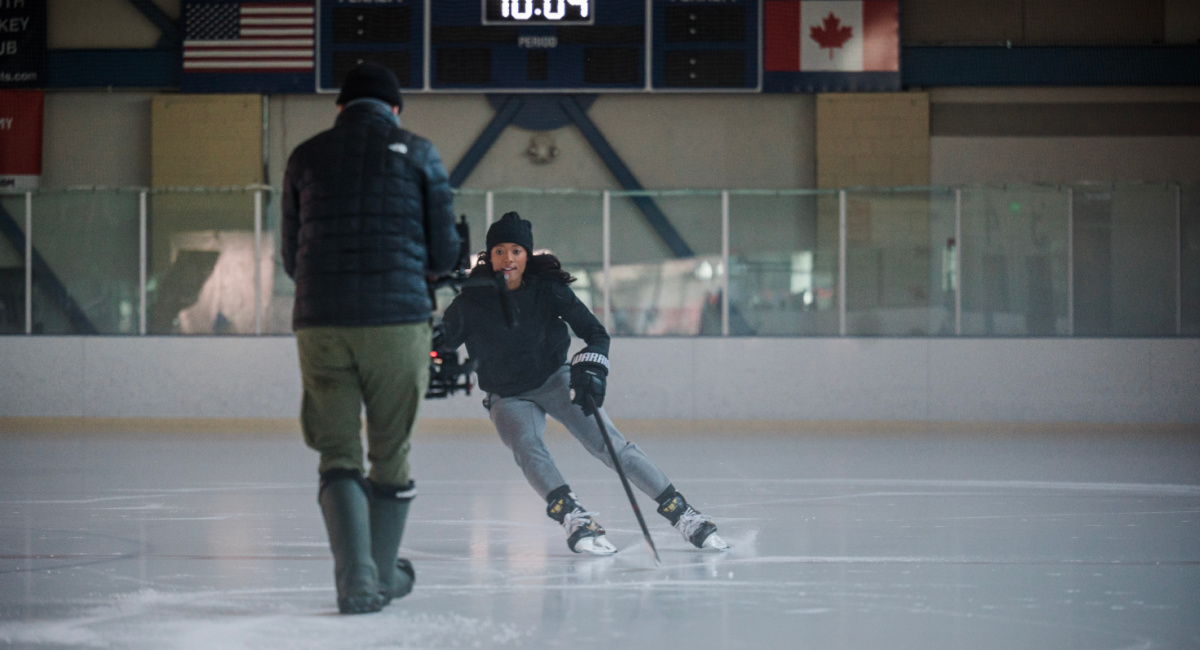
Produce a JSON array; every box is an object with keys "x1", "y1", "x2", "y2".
[{"x1": 765, "y1": 0, "x2": 899, "y2": 73}]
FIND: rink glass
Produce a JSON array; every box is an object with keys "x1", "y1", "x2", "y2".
[{"x1": 1, "y1": 182, "x2": 1195, "y2": 338}]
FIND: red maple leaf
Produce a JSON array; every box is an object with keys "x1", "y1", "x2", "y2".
[{"x1": 810, "y1": 12, "x2": 853, "y2": 59}]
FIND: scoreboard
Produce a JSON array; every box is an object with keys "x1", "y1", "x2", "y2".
[
  {"x1": 318, "y1": 1, "x2": 425, "y2": 91},
  {"x1": 317, "y1": 0, "x2": 761, "y2": 92}
]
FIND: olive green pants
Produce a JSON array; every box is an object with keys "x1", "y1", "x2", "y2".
[{"x1": 296, "y1": 323, "x2": 430, "y2": 486}]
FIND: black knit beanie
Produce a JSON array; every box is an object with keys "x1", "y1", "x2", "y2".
[
  {"x1": 337, "y1": 62, "x2": 403, "y2": 111},
  {"x1": 486, "y1": 212, "x2": 534, "y2": 254}
]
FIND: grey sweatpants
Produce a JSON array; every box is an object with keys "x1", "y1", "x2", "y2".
[{"x1": 486, "y1": 366, "x2": 672, "y2": 502}]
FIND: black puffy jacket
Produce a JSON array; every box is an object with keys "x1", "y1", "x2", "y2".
[
  {"x1": 282, "y1": 100, "x2": 460, "y2": 329},
  {"x1": 440, "y1": 272, "x2": 610, "y2": 398}
]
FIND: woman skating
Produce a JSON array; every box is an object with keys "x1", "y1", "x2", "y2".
[{"x1": 439, "y1": 212, "x2": 727, "y2": 554}]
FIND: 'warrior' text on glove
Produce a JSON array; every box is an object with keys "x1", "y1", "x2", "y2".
[{"x1": 569, "y1": 351, "x2": 609, "y2": 416}]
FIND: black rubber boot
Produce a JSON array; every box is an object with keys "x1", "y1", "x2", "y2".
[
  {"x1": 368, "y1": 479, "x2": 417, "y2": 606},
  {"x1": 318, "y1": 470, "x2": 385, "y2": 614}
]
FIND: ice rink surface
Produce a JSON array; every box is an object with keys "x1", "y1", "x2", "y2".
[{"x1": 1, "y1": 424, "x2": 1198, "y2": 650}]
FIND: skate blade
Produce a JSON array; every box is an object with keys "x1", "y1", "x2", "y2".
[
  {"x1": 701, "y1": 533, "x2": 730, "y2": 551},
  {"x1": 574, "y1": 535, "x2": 618, "y2": 555}
]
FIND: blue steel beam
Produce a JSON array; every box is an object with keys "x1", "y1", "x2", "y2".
[
  {"x1": 436, "y1": 94, "x2": 752, "y2": 333},
  {"x1": 48, "y1": 50, "x2": 178, "y2": 88},
  {"x1": 125, "y1": 0, "x2": 182, "y2": 49},
  {"x1": 556, "y1": 95, "x2": 694, "y2": 259},
  {"x1": 449, "y1": 95, "x2": 524, "y2": 188},
  {"x1": 555, "y1": 97, "x2": 754, "y2": 332},
  {"x1": 903, "y1": 45, "x2": 1200, "y2": 87},
  {"x1": 450, "y1": 94, "x2": 695, "y2": 259},
  {"x1": 0, "y1": 203, "x2": 99, "y2": 334}
]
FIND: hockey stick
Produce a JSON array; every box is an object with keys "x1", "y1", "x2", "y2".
[{"x1": 586, "y1": 394, "x2": 661, "y2": 566}]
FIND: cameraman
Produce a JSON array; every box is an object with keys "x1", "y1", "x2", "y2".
[{"x1": 282, "y1": 62, "x2": 459, "y2": 614}]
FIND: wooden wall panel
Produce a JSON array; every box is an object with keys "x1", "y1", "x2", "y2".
[
  {"x1": 816, "y1": 93, "x2": 929, "y2": 189},
  {"x1": 1024, "y1": 0, "x2": 1164, "y2": 45},
  {"x1": 151, "y1": 94, "x2": 263, "y2": 188},
  {"x1": 902, "y1": 0, "x2": 1023, "y2": 45},
  {"x1": 903, "y1": 0, "x2": 1172, "y2": 46},
  {"x1": 1166, "y1": 0, "x2": 1200, "y2": 44}
]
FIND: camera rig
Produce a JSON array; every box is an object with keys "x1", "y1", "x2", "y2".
[
  {"x1": 426, "y1": 327, "x2": 475, "y2": 399},
  {"x1": 425, "y1": 215, "x2": 519, "y2": 399},
  {"x1": 425, "y1": 215, "x2": 476, "y2": 399}
]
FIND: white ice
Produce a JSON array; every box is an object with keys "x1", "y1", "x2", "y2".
[{"x1": 1, "y1": 426, "x2": 1198, "y2": 649}]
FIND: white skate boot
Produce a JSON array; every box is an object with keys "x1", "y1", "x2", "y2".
[
  {"x1": 657, "y1": 493, "x2": 729, "y2": 551},
  {"x1": 547, "y1": 491, "x2": 617, "y2": 555}
]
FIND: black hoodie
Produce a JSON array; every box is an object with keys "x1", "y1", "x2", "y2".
[{"x1": 440, "y1": 271, "x2": 610, "y2": 398}]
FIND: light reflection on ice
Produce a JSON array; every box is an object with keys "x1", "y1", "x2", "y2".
[
  {"x1": 2, "y1": 431, "x2": 1197, "y2": 649},
  {"x1": 0, "y1": 588, "x2": 533, "y2": 650}
]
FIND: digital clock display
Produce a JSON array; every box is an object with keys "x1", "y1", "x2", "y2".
[
  {"x1": 483, "y1": 0, "x2": 593, "y2": 25},
  {"x1": 317, "y1": 0, "x2": 766, "y2": 92}
]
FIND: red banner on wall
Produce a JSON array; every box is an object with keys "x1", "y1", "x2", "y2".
[{"x1": 0, "y1": 90, "x2": 43, "y2": 190}]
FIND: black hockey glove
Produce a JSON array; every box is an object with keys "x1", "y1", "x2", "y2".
[{"x1": 569, "y1": 351, "x2": 609, "y2": 416}]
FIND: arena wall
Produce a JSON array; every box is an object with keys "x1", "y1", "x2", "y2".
[{"x1": 1, "y1": 337, "x2": 1196, "y2": 424}]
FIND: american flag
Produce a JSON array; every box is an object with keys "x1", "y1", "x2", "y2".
[{"x1": 183, "y1": 1, "x2": 314, "y2": 73}]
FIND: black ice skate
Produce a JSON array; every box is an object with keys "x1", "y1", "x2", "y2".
[
  {"x1": 547, "y1": 491, "x2": 617, "y2": 555},
  {"x1": 657, "y1": 493, "x2": 729, "y2": 551}
]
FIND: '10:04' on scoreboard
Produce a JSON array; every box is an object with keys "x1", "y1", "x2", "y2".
[{"x1": 317, "y1": 0, "x2": 761, "y2": 92}]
